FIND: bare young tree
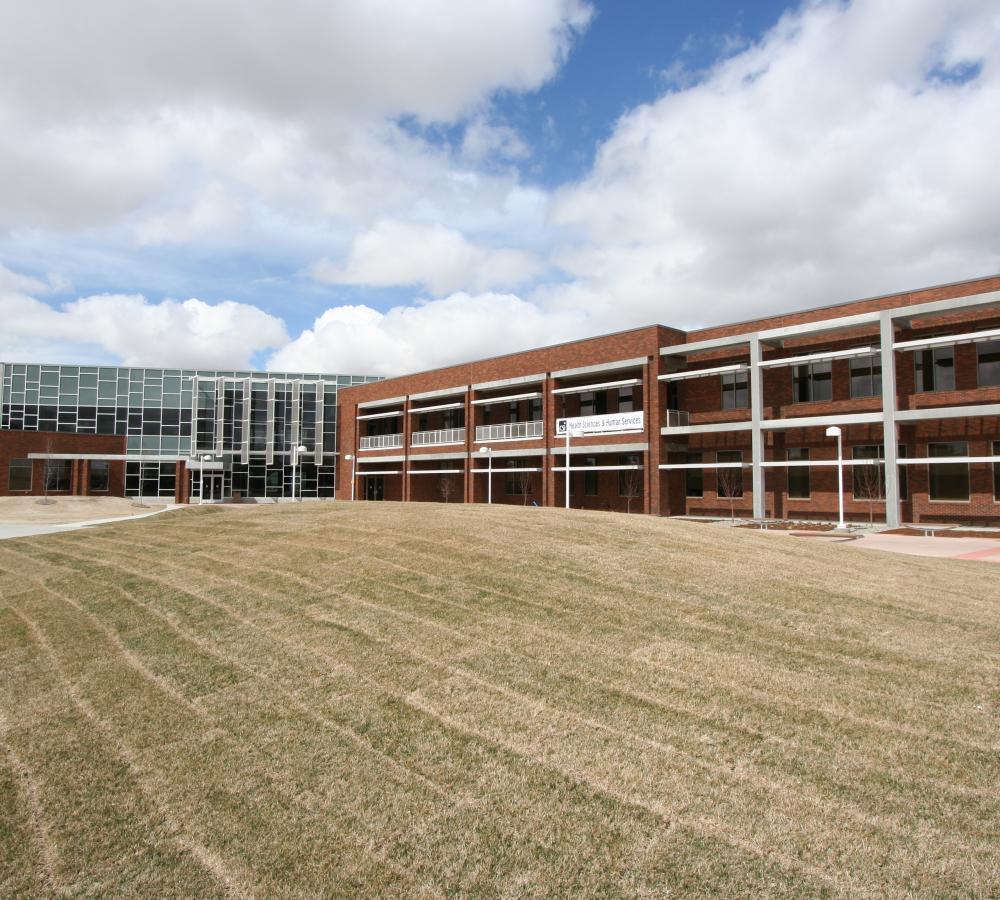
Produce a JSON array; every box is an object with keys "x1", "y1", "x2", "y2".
[
  {"x1": 620, "y1": 468, "x2": 643, "y2": 513},
  {"x1": 38, "y1": 435, "x2": 56, "y2": 505},
  {"x1": 853, "y1": 458, "x2": 884, "y2": 525},
  {"x1": 716, "y1": 466, "x2": 744, "y2": 521},
  {"x1": 514, "y1": 469, "x2": 535, "y2": 506},
  {"x1": 438, "y1": 474, "x2": 456, "y2": 503}
]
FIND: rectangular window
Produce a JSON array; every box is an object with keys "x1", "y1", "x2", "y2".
[
  {"x1": 529, "y1": 397, "x2": 542, "y2": 421},
  {"x1": 505, "y1": 461, "x2": 534, "y2": 496},
  {"x1": 898, "y1": 443, "x2": 909, "y2": 501},
  {"x1": 994, "y1": 441, "x2": 999, "y2": 502},
  {"x1": 786, "y1": 448, "x2": 810, "y2": 498},
  {"x1": 792, "y1": 361, "x2": 832, "y2": 403},
  {"x1": 978, "y1": 340, "x2": 1000, "y2": 388},
  {"x1": 618, "y1": 454, "x2": 641, "y2": 496},
  {"x1": 849, "y1": 353, "x2": 882, "y2": 398},
  {"x1": 618, "y1": 387, "x2": 634, "y2": 413},
  {"x1": 89, "y1": 460, "x2": 110, "y2": 492},
  {"x1": 685, "y1": 452, "x2": 703, "y2": 498},
  {"x1": 721, "y1": 370, "x2": 749, "y2": 409},
  {"x1": 915, "y1": 346, "x2": 955, "y2": 392},
  {"x1": 928, "y1": 441, "x2": 969, "y2": 501},
  {"x1": 579, "y1": 392, "x2": 594, "y2": 417},
  {"x1": 716, "y1": 450, "x2": 744, "y2": 498},
  {"x1": 44, "y1": 459, "x2": 72, "y2": 492},
  {"x1": 7, "y1": 459, "x2": 32, "y2": 491},
  {"x1": 851, "y1": 444, "x2": 885, "y2": 501},
  {"x1": 583, "y1": 456, "x2": 598, "y2": 496}
]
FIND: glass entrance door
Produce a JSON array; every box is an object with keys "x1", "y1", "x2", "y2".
[
  {"x1": 204, "y1": 474, "x2": 223, "y2": 501},
  {"x1": 365, "y1": 476, "x2": 384, "y2": 501}
]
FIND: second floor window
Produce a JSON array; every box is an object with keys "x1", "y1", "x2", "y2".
[
  {"x1": 792, "y1": 361, "x2": 832, "y2": 403},
  {"x1": 721, "y1": 371, "x2": 748, "y2": 409},
  {"x1": 618, "y1": 387, "x2": 634, "y2": 412},
  {"x1": 915, "y1": 346, "x2": 955, "y2": 392},
  {"x1": 579, "y1": 391, "x2": 607, "y2": 417},
  {"x1": 849, "y1": 354, "x2": 882, "y2": 398},
  {"x1": 978, "y1": 340, "x2": 1000, "y2": 388}
]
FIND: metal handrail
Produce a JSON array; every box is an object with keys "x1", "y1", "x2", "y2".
[
  {"x1": 359, "y1": 433, "x2": 403, "y2": 450},
  {"x1": 411, "y1": 427, "x2": 466, "y2": 446},
  {"x1": 475, "y1": 420, "x2": 543, "y2": 442},
  {"x1": 664, "y1": 409, "x2": 690, "y2": 427}
]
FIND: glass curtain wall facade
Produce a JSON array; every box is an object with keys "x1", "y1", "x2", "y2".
[{"x1": 1, "y1": 363, "x2": 379, "y2": 499}]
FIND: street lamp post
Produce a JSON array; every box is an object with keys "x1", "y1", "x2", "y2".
[
  {"x1": 480, "y1": 446, "x2": 493, "y2": 504},
  {"x1": 293, "y1": 445, "x2": 308, "y2": 501},
  {"x1": 199, "y1": 454, "x2": 213, "y2": 505},
  {"x1": 825, "y1": 425, "x2": 846, "y2": 529},
  {"x1": 344, "y1": 454, "x2": 355, "y2": 501}
]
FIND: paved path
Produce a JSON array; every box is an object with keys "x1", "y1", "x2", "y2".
[
  {"x1": 850, "y1": 532, "x2": 1000, "y2": 562},
  {"x1": 0, "y1": 505, "x2": 180, "y2": 541},
  {"x1": 785, "y1": 530, "x2": 1000, "y2": 563}
]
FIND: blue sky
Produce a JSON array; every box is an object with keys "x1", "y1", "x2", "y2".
[{"x1": 1, "y1": 0, "x2": 997, "y2": 375}]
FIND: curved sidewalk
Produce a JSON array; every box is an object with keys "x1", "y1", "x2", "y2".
[{"x1": 0, "y1": 504, "x2": 180, "y2": 541}]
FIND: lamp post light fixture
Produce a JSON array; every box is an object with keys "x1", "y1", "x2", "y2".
[
  {"x1": 344, "y1": 454, "x2": 355, "y2": 501},
  {"x1": 480, "y1": 446, "x2": 493, "y2": 504},
  {"x1": 825, "y1": 425, "x2": 846, "y2": 530},
  {"x1": 199, "y1": 454, "x2": 213, "y2": 505},
  {"x1": 564, "y1": 427, "x2": 583, "y2": 509},
  {"x1": 293, "y1": 445, "x2": 308, "y2": 501}
]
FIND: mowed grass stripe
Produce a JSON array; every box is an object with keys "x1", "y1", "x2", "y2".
[
  {"x1": 0, "y1": 540, "x2": 832, "y2": 892},
  {"x1": 17, "y1": 528, "x2": 1000, "y2": 864},
  {"x1": 0, "y1": 540, "x2": 800, "y2": 892},
  {"x1": 1, "y1": 502, "x2": 998, "y2": 896},
  {"x1": 14, "y1": 535, "x2": 991, "y2": 891},
  {"x1": 72, "y1": 527, "x2": 999, "y2": 756}
]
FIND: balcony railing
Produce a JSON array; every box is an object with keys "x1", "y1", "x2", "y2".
[
  {"x1": 359, "y1": 433, "x2": 403, "y2": 450},
  {"x1": 475, "y1": 420, "x2": 543, "y2": 442},
  {"x1": 663, "y1": 409, "x2": 690, "y2": 427},
  {"x1": 411, "y1": 427, "x2": 466, "y2": 446}
]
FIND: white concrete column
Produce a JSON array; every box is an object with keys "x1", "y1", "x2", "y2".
[
  {"x1": 879, "y1": 312, "x2": 901, "y2": 528},
  {"x1": 749, "y1": 334, "x2": 765, "y2": 518}
]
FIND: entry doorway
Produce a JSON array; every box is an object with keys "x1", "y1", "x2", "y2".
[
  {"x1": 365, "y1": 476, "x2": 385, "y2": 501},
  {"x1": 193, "y1": 472, "x2": 224, "y2": 502}
]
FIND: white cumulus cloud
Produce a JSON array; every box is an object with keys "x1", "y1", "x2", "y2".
[
  {"x1": 0, "y1": 271, "x2": 288, "y2": 368},
  {"x1": 310, "y1": 220, "x2": 543, "y2": 294},
  {"x1": 269, "y1": 293, "x2": 586, "y2": 376}
]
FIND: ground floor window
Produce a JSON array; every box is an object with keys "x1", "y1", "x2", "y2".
[
  {"x1": 852, "y1": 444, "x2": 885, "y2": 501},
  {"x1": 898, "y1": 444, "x2": 909, "y2": 501},
  {"x1": 994, "y1": 441, "x2": 999, "y2": 501},
  {"x1": 583, "y1": 456, "x2": 598, "y2": 496},
  {"x1": 505, "y1": 462, "x2": 535, "y2": 496},
  {"x1": 89, "y1": 460, "x2": 110, "y2": 492},
  {"x1": 786, "y1": 448, "x2": 809, "y2": 498},
  {"x1": 716, "y1": 450, "x2": 743, "y2": 498},
  {"x1": 7, "y1": 459, "x2": 32, "y2": 491},
  {"x1": 685, "y1": 452, "x2": 703, "y2": 498},
  {"x1": 618, "y1": 455, "x2": 642, "y2": 497},
  {"x1": 928, "y1": 442, "x2": 969, "y2": 501},
  {"x1": 44, "y1": 459, "x2": 71, "y2": 492}
]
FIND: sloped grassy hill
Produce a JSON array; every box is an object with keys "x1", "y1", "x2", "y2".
[{"x1": 1, "y1": 502, "x2": 997, "y2": 897}]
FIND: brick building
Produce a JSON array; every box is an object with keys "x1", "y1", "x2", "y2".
[
  {"x1": 338, "y1": 274, "x2": 1000, "y2": 525},
  {"x1": 1, "y1": 364, "x2": 379, "y2": 503}
]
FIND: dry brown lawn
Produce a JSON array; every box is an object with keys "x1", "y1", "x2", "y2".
[{"x1": 0, "y1": 501, "x2": 998, "y2": 898}]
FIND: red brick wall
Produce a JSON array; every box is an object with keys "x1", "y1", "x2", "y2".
[
  {"x1": 336, "y1": 275, "x2": 1000, "y2": 523},
  {"x1": 0, "y1": 431, "x2": 126, "y2": 497}
]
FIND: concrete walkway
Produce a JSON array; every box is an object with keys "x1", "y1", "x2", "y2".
[
  {"x1": 780, "y1": 529, "x2": 1000, "y2": 562},
  {"x1": 0, "y1": 505, "x2": 180, "y2": 541},
  {"x1": 849, "y1": 532, "x2": 1000, "y2": 562}
]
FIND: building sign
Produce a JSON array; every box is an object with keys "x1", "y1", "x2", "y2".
[{"x1": 556, "y1": 411, "x2": 644, "y2": 435}]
